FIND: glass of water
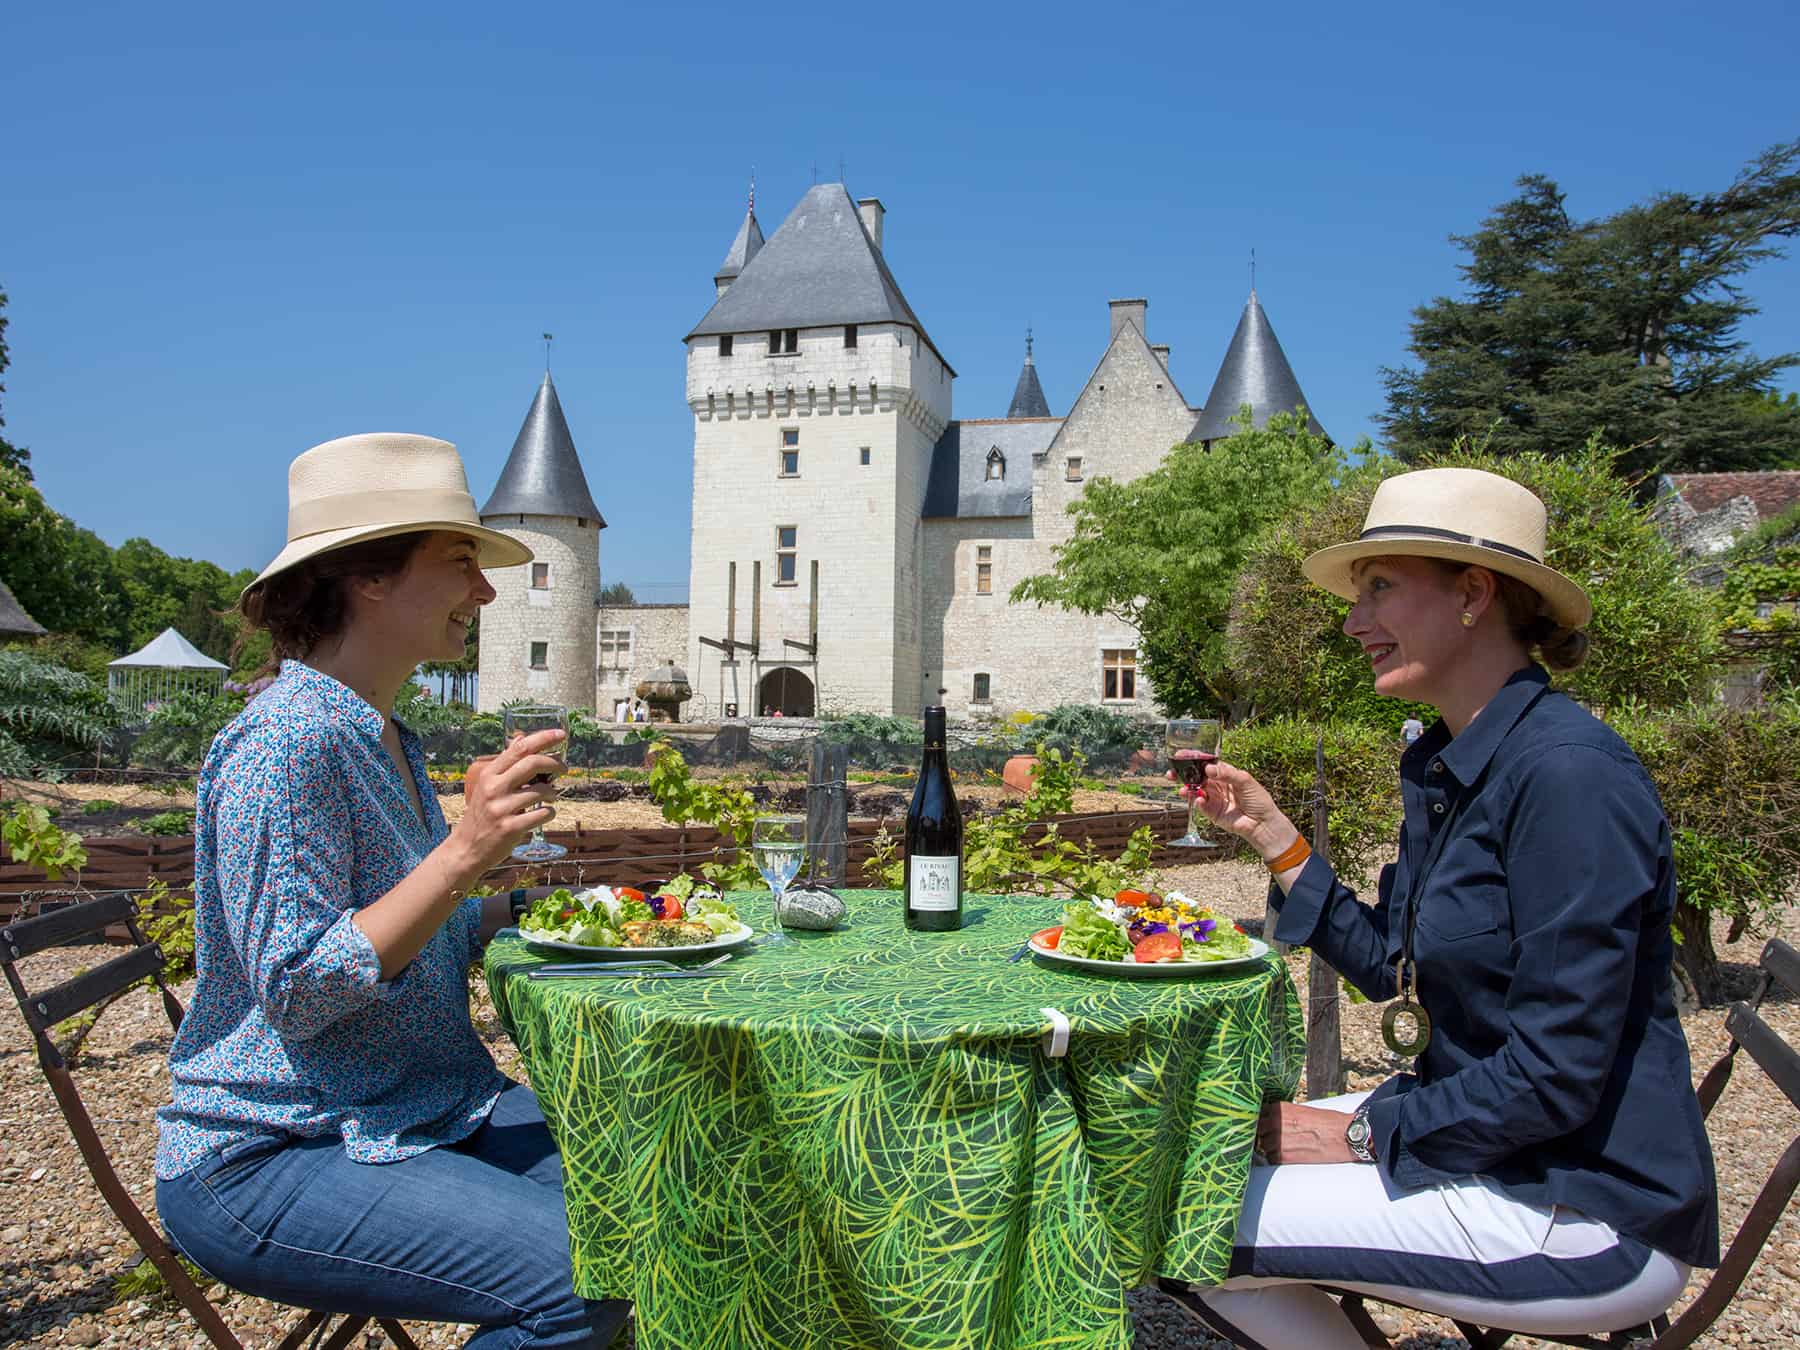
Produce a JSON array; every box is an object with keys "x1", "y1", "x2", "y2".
[
  {"x1": 503, "y1": 704, "x2": 568, "y2": 862},
  {"x1": 751, "y1": 814, "x2": 805, "y2": 944}
]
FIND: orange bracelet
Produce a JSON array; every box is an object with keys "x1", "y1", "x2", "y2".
[{"x1": 1266, "y1": 835, "x2": 1312, "y2": 873}]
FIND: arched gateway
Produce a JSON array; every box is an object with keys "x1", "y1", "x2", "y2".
[{"x1": 757, "y1": 667, "x2": 814, "y2": 718}]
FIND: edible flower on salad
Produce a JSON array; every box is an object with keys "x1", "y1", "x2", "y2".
[{"x1": 1053, "y1": 888, "x2": 1251, "y2": 964}]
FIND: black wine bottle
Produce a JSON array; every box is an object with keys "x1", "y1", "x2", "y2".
[{"x1": 904, "y1": 706, "x2": 963, "y2": 931}]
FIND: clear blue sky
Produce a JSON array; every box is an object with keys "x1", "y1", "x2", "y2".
[{"x1": 5, "y1": 1, "x2": 1797, "y2": 603}]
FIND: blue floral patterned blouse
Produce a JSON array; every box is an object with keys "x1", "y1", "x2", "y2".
[{"x1": 155, "y1": 661, "x2": 503, "y2": 1179}]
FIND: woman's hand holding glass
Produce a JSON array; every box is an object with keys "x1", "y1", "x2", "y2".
[
  {"x1": 1181, "y1": 758, "x2": 1304, "y2": 867},
  {"x1": 448, "y1": 728, "x2": 566, "y2": 878}
]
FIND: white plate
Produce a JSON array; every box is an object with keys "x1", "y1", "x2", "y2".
[
  {"x1": 516, "y1": 922, "x2": 756, "y2": 959},
  {"x1": 1028, "y1": 932, "x2": 1270, "y2": 977}
]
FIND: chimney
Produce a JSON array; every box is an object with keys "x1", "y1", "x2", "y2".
[
  {"x1": 857, "y1": 197, "x2": 885, "y2": 251},
  {"x1": 1151, "y1": 344, "x2": 1171, "y2": 370},
  {"x1": 1109, "y1": 298, "x2": 1148, "y2": 341}
]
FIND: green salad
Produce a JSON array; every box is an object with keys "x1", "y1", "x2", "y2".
[
  {"x1": 518, "y1": 879, "x2": 743, "y2": 948},
  {"x1": 1050, "y1": 889, "x2": 1254, "y2": 965}
]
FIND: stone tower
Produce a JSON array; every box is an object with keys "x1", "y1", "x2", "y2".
[
  {"x1": 1188, "y1": 290, "x2": 1329, "y2": 446},
  {"x1": 683, "y1": 184, "x2": 953, "y2": 717},
  {"x1": 476, "y1": 372, "x2": 606, "y2": 713}
]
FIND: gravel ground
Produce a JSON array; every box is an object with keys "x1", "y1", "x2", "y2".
[{"x1": 3, "y1": 852, "x2": 1796, "y2": 1349}]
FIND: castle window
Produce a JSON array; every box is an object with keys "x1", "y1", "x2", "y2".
[
  {"x1": 780, "y1": 427, "x2": 799, "y2": 476},
  {"x1": 1066, "y1": 457, "x2": 1083, "y2": 481},
  {"x1": 844, "y1": 325, "x2": 858, "y2": 349},
  {"x1": 985, "y1": 448, "x2": 1005, "y2": 481},
  {"x1": 529, "y1": 641, "x2": 549, "y2": 671},
  {"x1": 976, "y1": 545, "x2": 992, "y2": 595},
  {"x1": 860, "y1": 447, "x2": 871, "y2": 465},
  {"x1": 768, "y1": 328, "x2": 797, "y2": 355},
  {"x1": 719, "y1": 334, "x2": 734, "y2": 357},
  {"x1": 1102, "y1": 649, "x2": 1137, "y2": 701},
  {"x1": 530, "y1": 563, "x2": 550, "y2": 590},
  {"x1": 776, "y1": 525, "x2": 798, "y2": 584},
  {"x1": 972, "y1": 673, "x2": 991, "y2": 703},
  {"x1": 599, "y1": 629, "x2": 631, "y2": 670}
]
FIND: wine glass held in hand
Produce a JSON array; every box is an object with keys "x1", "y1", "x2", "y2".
[
  {"x1": 752, "y1": 814, "x2": 806, "y2": 943},
  {"x1": 503, "y1": 704, "x2": 569, "y2": 862},
  {"x1": 1166, "y1": 717, "x2": 1221, "y2": 848}
]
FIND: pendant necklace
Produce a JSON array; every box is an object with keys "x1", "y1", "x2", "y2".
[{"x1": 1381, "y1": 787, "x2": 1465, "y2": 1060}]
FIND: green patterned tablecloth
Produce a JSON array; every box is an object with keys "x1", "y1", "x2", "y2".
[{"x1": 486, "y1": 889, "x2": 1301, "y2": 1350}]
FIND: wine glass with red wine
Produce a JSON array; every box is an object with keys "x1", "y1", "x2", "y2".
[
  {"x1": 1166, "y1": 717, "x2": 1221, "y2": 848},
  {"x1": 503, "y1": 704, "x2": 568, "y2": 862}
]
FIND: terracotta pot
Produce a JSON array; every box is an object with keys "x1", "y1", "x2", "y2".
[{"x1": 1001, "y1": 754, "x2": 1038, "y2": 795}]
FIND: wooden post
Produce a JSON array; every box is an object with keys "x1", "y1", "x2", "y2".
[
  {"x1": 1306, "y1": 734, "x2": 1345, "y2": 1101},
  {"x1": 806, "y1": 741, "x2": 849, "y2": 886}
]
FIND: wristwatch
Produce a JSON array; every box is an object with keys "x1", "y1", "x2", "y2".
[
  {"x1": 1345, "y1": 1103, "x2": 1377, "y2": 1164},
  {"x1": 508, "y1": 887, "x2": 531, "y2": 921}
]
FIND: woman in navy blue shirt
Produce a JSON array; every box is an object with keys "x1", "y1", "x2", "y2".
[{"x1": 1180, "y1": 468, "x2": 1717, "y2": 1350}]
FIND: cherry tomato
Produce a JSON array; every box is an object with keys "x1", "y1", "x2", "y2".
[
  {"x1": 1115, "y1": 889, "x2": 1154, "y2": 909},
  {"x1": 1033, "y1": 925, "x2": 1063, "y2": 950},
  {"x1": 558, "y1": 908, "x2": 575, "y2": 920},
  {"x1": 1133, "y1": 932, "x2": 1183, "y2": 963}
]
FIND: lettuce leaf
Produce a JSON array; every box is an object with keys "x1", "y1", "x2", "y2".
[{"x1": 1058, "y1": 902, "x2": 1129, "y2": 961}]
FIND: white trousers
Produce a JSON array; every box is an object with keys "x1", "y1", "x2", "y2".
[{"x1": 1187, "y1": 1093, "x2": 1691, "y2": 1350}]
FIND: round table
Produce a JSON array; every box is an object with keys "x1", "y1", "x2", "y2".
[{"x1": 486, "y1": 889, "x2": 1301, "y2": 1350}]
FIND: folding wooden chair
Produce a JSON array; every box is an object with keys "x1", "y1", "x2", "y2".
[
  {"x1": 1, "y1": 891, "x2": 417, "y2": 1350},
  {"x1": 1161, "y1": 935, "x2": 1800, "y2": 1349}
]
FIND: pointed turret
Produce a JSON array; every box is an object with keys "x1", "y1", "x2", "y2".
[
  {"x1": 480, "y1": 373, "x2": 606, "y2": 524},
  {"x1": 1006, "y1": 329, "x2": 1052, "y2": 419},
  {"x1": 714, "y1": 191, "x2": 764, "y2": 297},
  {"x1": 1189, "y1": 291, "x2": 1328, "y2": 444}
]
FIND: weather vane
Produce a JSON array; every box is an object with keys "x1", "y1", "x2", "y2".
[{"x1": 542, "y1": 332, "x2": 553, "y2": 371}]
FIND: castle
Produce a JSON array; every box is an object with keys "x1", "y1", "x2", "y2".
[{"x1": 476, "y1": 183, "x2": 1326, "y2": 720}]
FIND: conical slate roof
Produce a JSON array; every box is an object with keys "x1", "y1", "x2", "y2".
[
  {"x1": 686, "y1": 183, "x2": 954, "y2": 374},
  {"x1": 1005, "y1": 333, "x2": 1051, "y2": 419},
  {"x1": 1189, "y1": 292, "x2": 1328, "y2": 443},
  {"x1": 109, "y1": 627, "x2": 227, "y2": 670},
  {"x1": 480, "y1": 373, "x2": 606, "y2": 524},
  {"x1": 715, "y1": 208, "x2": 764, "y2": 282},
  {"x1": 0, "y1": 576, "x2": 45, "y2": 636}
]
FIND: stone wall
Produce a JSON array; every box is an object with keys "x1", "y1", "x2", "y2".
[
  {"x1": 476, "y1": 515, "x2": 600, "y2": 712},
  {"x1": 596, "y1": 603, "x2": 692, "y2": 719}
]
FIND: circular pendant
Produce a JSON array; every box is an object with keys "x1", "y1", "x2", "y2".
[{"x1": 1382, "y1": 998, "x2": 1433, "y2": 1057}]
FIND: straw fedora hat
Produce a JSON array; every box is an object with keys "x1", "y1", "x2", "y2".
[
  {"x1": 1301, "y1": 467, "x2": 1592, "y2": 630},
  {"x1": 246, "y1": 433, "x2": 532, "y2": 595}
]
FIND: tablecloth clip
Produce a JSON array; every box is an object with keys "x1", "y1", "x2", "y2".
[{"x1": 1040, "y1": 1007, "x2": 1071, "y2": 1059}]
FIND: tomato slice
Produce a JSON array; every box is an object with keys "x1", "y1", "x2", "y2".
[
  {"x1": 616, "y1": 887, "x2": 646, "y2": 903},
  {"x1": 1033, "y1": 925, "x2": 1063, "y2": 950},
  {"x1": 658, "y1": 894, "x2": 684, "y2": 920},
  {"x1": 1133, "y1": 932, "x2": 1183, "y2": 963},
  {"x1": 1114, "y1": 889, "x2": 1154, "y2": 909}
]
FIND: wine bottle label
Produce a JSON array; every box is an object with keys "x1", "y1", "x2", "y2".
[{"x1": 908, "y1": 856, "x2": 960, "y2": 911}]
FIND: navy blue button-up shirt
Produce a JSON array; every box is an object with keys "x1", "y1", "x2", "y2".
[{"x1": 1275, "y1": 665, "x2": 1719, "y2": 1268}]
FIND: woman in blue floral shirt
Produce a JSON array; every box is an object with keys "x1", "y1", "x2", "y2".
[{"x1": 156, "y1": 433, "x2": 626, "y2": 1348}]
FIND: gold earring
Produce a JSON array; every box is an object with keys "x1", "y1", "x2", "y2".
[{"x1": 1461, "y1": 611, "x2": 1475, "y2": 627}]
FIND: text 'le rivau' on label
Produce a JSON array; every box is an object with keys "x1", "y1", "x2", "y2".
[{"x1": 909, "y1": 857, "x2": 960, "y2": 911}]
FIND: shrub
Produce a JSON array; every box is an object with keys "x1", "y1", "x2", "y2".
[
  {"x1": 82, "y1": 798, "x2": 119, "y2": 815},
  {"x1": 130, "y1": 687, "x2": 246, "y2": 769},
  {"x1": 0, "y1": 648, "x2": 119, "y2": 775},
  {"x1": 1611, "y1": 696, "x2": 1800, "y2": 1002},
  {"x1": 1220, "y1": 718, "x2": 1403, "y2": 886},
  {"x1": 1029, "y1": 704, "x2": 1149, "y2": 752},
  {"x1": 1229, "y1": 441, "x2": 1722, "y2": 722},
  {"x1": 136, "y1": 809, "x2": 196, "y2": 837},
  {"x1": 818, "y1": 712, "x2": 921, "y2": 744}
]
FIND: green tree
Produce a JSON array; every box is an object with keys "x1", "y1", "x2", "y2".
[
  {"x1": 1229, "y1": 439, "x2": 1723, "y2": 720},
  {"x1": 0, "y1": 648, "x2": 119, "y2": 775},
  {"x1": 1380, "y1": 142, "x2": 1800, "y2": 479},
  {"x1": 1011, "y1": 411, "x2": 1344, "y2": 715},
  {"x1": 0, "y1": 286, "x2": 28, "y2": 479},
  {"x1": 599, "y1": 580, "x2": 637, "y2": 606},
  {"x1": 0, "y1": 463, "x2": 128, "y2": 648},
  {"x1": 111, "y1": 536, "x2": 242, "y2": 660}
]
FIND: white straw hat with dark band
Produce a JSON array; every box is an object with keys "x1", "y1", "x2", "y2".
[
  {"x1": 1301, "y1": 467, "x2": 1592, "y2": 630},
  {"x1": 246, "y1": 433, "x2": 532, "y2": 597}
]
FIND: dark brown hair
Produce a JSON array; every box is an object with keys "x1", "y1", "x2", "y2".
[
  {"x1": 1433, "y1": 560, "x2": 1589, "y2": 672},
  {"x1": 240, "y1": 531, "x2": 433, "y2": 662}
]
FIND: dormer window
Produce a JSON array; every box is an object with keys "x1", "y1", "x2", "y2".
[{"x1": 985, "y1": 448, "x2": 1005, "y2": 481}]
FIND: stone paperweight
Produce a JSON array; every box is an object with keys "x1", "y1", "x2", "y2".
[{"x1": 776, "y1": 882, "x2": 847, "y2": 930}]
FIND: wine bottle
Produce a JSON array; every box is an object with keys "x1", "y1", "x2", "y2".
[{"x1": 904, "y1": 706, "x2": 964, "y2": 931}]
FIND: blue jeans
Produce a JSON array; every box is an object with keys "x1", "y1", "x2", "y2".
[{"x1": 156, "y1": 1083, "x2": 629, "y2": 1349}]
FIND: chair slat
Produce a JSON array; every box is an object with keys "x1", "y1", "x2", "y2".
[
  {"x1": 1763, "y1": 938, "x2": 1800, "y2": 1000},
  {"x1": 0, "y1": 893, "x2": 136, "y2": 961},
  {"x1": 32, "y1": 944, "x2": 163, "y2": 1027},
  {"x1": 1726, "y1": 1002, "x2": 1800, "y2": 1111}
]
